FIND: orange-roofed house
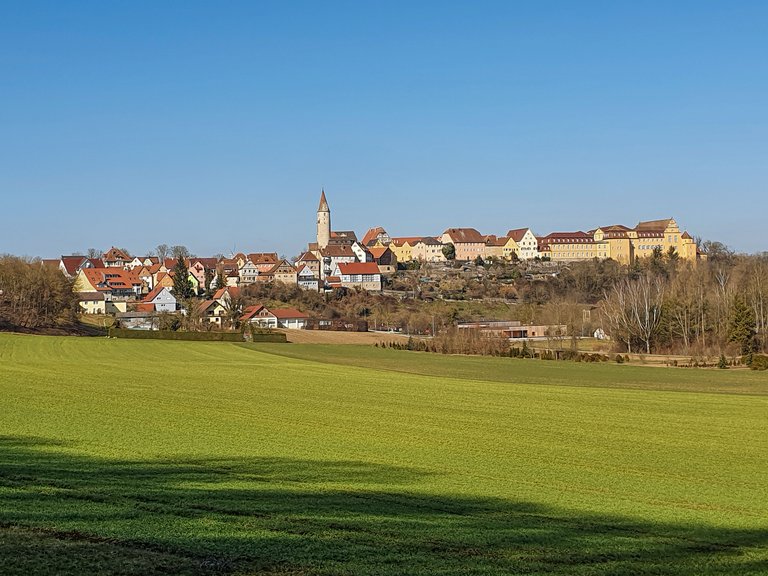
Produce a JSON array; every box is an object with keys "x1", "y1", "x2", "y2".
[
  {"x1": 368, "y1": 246, "x2": 398, "y2": 274},
  {"x1": 361, "y1": 226, "x2": 390, "y2": 247},
  {"x1": 440, "y1": 228, "x2": 485, "y2": 261},
  {"x1": 334, "y1": 262, "x2": 382, "y2": 292},
  {"x1": 103, "y1": 247, "x2": 131, "y2": 268}
]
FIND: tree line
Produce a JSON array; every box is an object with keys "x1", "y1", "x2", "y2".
[{"x1": 0, "y1": 256, "x2": 76, "y2": 329}]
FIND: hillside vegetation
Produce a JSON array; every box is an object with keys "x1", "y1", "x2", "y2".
[{"x1": 0, "y1": 334, "x2": 766, "y2": 575}]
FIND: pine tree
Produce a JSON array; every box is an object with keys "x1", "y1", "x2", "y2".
[
  {"x1": 727, "y1": 295, "x2": 756, "y2": 354},
  {"x1": 172, "y1": 256, "x2": 194, "y2": 300}
]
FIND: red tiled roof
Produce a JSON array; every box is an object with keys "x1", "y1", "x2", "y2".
[
  {"x1": 297, "y1": 252, "x2": 319, "y2": 261},
  {"x1": 240, "y1": 304, "x2": 267, "y2": 321},
  {"x1": 337, "y1": 262, "x2": 380, "y2": 275},
  {"x1": 390, "y1": 237, "x2": 422, "y2": 246},
  {"x1": 103, "y1": 247, "x2": 131, "y2": 261},
  {"x1": 442, "y1": 228, "x2": 484, "y2": 244},
  {"x1": 320, "y1": 245, "x2": 356, "y2": 257},
  {"x1": 60, "y1": 256, "x2": 86, "y2": 276},
  {"x1": 80, "y1": 268, "x2": 142, "y2": 292},
  {"x1": 248, "y1": 253, "x2": 278, "y2": 264},
  {"x1": 506, "y1": 228, "x2": 529, "y2": 242},
  {"x1": 272, "y1": 308, "x2": 308, "y2": 319},
  {"x1": 368, "y1": 246, "x2": 390, "y2": 259},
  {"x1": 143, "y1": 285, "x2": 172, "y2": 303},
  {"x1": 361, "y1": 227, "x2": 387, "y2": 246},
  {"x1": 213, "y1": 287, "x2": 241, "y2": 300}
]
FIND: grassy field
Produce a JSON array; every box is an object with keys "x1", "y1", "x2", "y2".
[{"x1": 0, "y1": 334, "x2": 766, "y2": 575}]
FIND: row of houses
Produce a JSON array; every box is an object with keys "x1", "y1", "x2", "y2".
[{"x1": 360, "y1": 217, "x2": 701, "y2": 266}]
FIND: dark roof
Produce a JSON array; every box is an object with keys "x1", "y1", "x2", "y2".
[{"x1": 443, "y1": 228, "x2": 484, "y2": 244}]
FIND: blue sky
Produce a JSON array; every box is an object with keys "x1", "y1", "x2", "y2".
[{"x1": 1, "y1": 1, "x2": 766, "y2": 257}]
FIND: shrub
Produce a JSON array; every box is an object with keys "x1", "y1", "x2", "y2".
[
  {"x1": 718, "y1": 354, "x2": 729, "y2": 369},
  {"x1": 749, "y1": 355, "x2": 768, "y2": 371}
]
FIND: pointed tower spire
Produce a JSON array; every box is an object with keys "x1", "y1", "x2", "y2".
[
  {"x1": 316, "y1": 189, "x2": 331, "y2": 249},
  {"x1": 318, "y1": 188, "x2": 330, "y2": 212}
]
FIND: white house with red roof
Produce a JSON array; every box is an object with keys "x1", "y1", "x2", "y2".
[
  {"x1": 142, "y1": 286, "x2": 177, "y2": 312},
  {"x1": 240, "y1": 304, "x2": 309, "y2": 329},
  {"x1": 334, "y1": 262, "x2": 382, "y2": 292}
]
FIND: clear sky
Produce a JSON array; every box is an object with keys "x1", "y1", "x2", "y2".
[{"x1": 1, "y1": 1, "x2": 766, "y2": 258}]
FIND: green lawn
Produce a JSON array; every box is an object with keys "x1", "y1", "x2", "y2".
[{"x1": 0, "y1": 333, "x2": 766, "y2": 575}]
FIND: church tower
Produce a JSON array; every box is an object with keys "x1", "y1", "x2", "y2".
[{"x1": 316, "y1": 189, "x2": 331, "y2": 249}]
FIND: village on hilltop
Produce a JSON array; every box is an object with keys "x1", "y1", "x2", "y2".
[{"x1": 46, "y1": 190, "x2": 704, "y2": 330}]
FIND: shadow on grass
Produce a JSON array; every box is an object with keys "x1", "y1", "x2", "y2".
[{"x1": 0, "y1": 436, "x2": 766, "y2": 575}]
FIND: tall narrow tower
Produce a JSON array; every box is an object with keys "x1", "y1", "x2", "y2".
[{"x1": 316, "y1": 189, "x2": 331, "y2": 249}]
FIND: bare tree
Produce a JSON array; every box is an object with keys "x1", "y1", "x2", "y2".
[
  {"x1": 156, "y1": 244, "x2": 170, "y2": 261},
  {"x1": 627, "y1": 272, "x2": 665, "y2": 354},
  {"x1": 171, "y1": 245, "x2": 190, "y2": 260}
]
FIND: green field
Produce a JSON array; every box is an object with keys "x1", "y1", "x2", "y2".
[{"x1": 0, "y1": 334, "x2": 766, "y2": 575}]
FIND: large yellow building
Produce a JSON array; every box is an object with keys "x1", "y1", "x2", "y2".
[
  {"x1": 542, "y1": 218, "x2": 700, "y2": 264},
  {"x1": 627, "y1": 218, "x2": 698, "y2": 261}
]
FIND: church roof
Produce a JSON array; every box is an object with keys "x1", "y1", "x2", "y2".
[{"x1": 318, "y1": 189, "x2": 329, "y2": 212}]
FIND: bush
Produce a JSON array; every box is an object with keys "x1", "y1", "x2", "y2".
[
  {"x1": 749, "y1": 355, "x2": 768, "y2": 371},
  {"x1": 108, "y1": 328, "x2": 287, "y2": 342},
  {"x1": 718, "y1": 354, "x2": 729, "y2": 369},
  {"x1": 615, "y1": 354, "x2": 624, "y2": 364}
]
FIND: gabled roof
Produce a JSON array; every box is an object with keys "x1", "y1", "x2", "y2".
[
  {"x1": 248, "y1": 252, "x2": 279, "y2": 265},
  {"x1": 297, "y1": 251, "x2": 319, "y2": 262},
  {"x1": 320, "y1": 245, "x2": 356, "y2": 258},
  {"x1": 390, "y1": 237, "x2": 422, "y2": 247},
  {"x1": 484, "y1": 235, "x2": 508, "y2": 247},
  {"x1": 361, "y1": 227, "x2": 388, "y2": 246},
  {"x1": 506, "y1": 228, "x2": 530, "y2": 242},
  {"x1": 143, "y1": 285, "x2": 174, "y2": 303},
  {"x1": 190, "y1": 257, "x2": 219, "y2": 269},
  {"x1": 681, "y1": 231, "x2": 692, "y2": 240},
  {"x1": 213, "y1": 286, "x2": 241, "y2": 301},
  {"x1": 80, "y1": 268, "x2": 142, "y2": 292},
  {"x1": 197, "y1": 299, "x2": 221, "y2": 314},
  {"x1": 635, "y1": 218, "x2": 672, "y2": 232},
  {"x1": 442, "y1": 228, "x2": 484, "y2": 244},
  {"x1": 331, "y1": 230, "x2": 358, "y2": 241},
  {"x1": 337, "y1": 262, "x2": 380, "y2": 275},
  {"x1": 272, "y1": 307, "x2": 309, "y2": 320},
  {"x1": 417, "y1": 236, "x2": 442, "y2": 246},
  {"x1": 368, "y1": 246, "x2": 392, "y2": 259},
  {"x1": 103, "y1": 247, "x2": 131, "y2": 261},
  {"x1": 267, "y1": 260, "x2": 297, "y2": 275},
  {"x1": 60, "y1": 256, "x2": 87, "y2": 276}
]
